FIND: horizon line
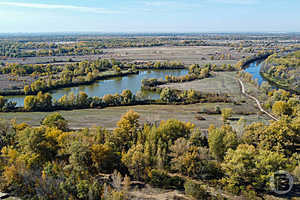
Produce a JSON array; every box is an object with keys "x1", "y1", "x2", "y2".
[{"x1": 0, "y1": 31, "x2": 299, "y2": 35}]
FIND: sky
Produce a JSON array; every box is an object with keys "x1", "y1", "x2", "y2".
[{"x1": 0, "y1": 0, "x2": 299, "y2": 33}]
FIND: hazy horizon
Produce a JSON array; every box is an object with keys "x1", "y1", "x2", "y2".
[
  {"x1": 0, "y1": 31, "x2": 300, "y2": 34},
  {"x1": 1, "y1": 0, "x2": 300, "y2": 33}
]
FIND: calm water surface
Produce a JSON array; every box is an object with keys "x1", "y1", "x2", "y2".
[
  {"x1": 9, "y1": 69, "x2": 188, "y2": 107},
  {"x1": 244, "y1": 60, "x2": 265, "y2": 85}
]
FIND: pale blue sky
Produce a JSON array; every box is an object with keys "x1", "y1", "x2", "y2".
[{"x1": 0, "y1": 0, "x2": 299, "y2": 33}]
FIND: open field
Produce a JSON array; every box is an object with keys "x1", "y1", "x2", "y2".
[
  {"x1": 160, "y1": 72, "x2": 242, "y2": 95},
  {"x1": 0, "y1": 102, "x2": 268, "y2": 130},
  {"x1": 102, "y1": 46, "x2": 254, "y2": 65},
  {"x1": 0, "y1": 46, "x2": 254, "y2": 65},
  {"x1": 158, "y1": 71, "x2": 264, "y2": 104},
  {"x1": 0, "y1": 74, "x2": 36, "y2": 91}
]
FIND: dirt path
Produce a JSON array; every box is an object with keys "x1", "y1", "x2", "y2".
[
  {"x1": 238, "y1": 79, "x2": 278, "y2": 121},
  {"x1": 128, "y1": 190, "x2": 191, "y2": 200}
]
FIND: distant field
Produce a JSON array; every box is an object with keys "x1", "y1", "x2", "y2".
[
  {"x1": 160, "y1": 72, "x2": 241, "y2": 95},
  {"x1": 0, "y1": 46, "x2": 254, "y2": 65},
  {"x1": 102, "y1": 46, "x2": 253, "y2": 65}
]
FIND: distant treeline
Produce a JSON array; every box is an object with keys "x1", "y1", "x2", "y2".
[{"x1": 0, "y1": 35, "x2": 281, "y2": 58}]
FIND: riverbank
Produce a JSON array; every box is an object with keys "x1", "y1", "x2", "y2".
[
  {"x1": 259, "y1": 49, "x2": 300, "y2": 94},
  {"x1": 0, "y1": 70, "x2": 139, "y2": 96},
  {"x1": 260, "y1": 72, "x2": 300, "y2": 94}
]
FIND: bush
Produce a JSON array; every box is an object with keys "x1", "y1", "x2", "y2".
[
  {"x1": 184, "y1": 180, "x2": 210, "y2": 199},
  {"x1": 149, "y1": 169, "x2": 185, "y2": 190}
]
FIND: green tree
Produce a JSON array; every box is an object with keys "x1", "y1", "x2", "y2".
[
  {"x1": 0, "y1": 119, "x2": 16, "y2": 151},
  {"x1": 208, "y1": 125, "x2": 238, "y2": 161},
  {"x1": 68, "y1": 141, "x2": 93, "y2": 172},
  {"x1": 222, "y1": 144, "x2": 295, "y2": 194}
]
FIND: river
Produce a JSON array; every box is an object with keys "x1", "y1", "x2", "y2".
[
  {"x1": 7, "y1": 59, "x2": 273, "y2": 107},
  {"x1": 244, "y1": 59, "x2": 265, "y2": 85}
]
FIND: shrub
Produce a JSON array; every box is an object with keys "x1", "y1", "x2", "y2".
[
  {"x1": 149, "y1": 169, "x2": 185, "y2": 190},
  {"x1": 184, "y1": 180, "x2": 210, "y2": 199}
]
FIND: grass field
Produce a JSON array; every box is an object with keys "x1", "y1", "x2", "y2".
[
  {"x1": 160, "y1": 72, "x2": 242, "y2": 95},
  {"x1": 0, "y1": 102, "x2": 268, "y2": 130},
  {"x1": 103, "y1": 46, "x2": 253, "y2": 65},
  {"x1": 0, "y1": 46, "x2": 254, "y2": 65}
]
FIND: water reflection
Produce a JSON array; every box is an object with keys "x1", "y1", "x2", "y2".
[{"x1": 8, "y1": 69, "x2": 189, "y2": 107}]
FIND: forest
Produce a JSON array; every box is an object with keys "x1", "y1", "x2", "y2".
[{"x1": 1, "y1": 93, "x2": 300, "y2": 199}]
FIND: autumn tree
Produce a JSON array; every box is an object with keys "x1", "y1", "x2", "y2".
[
  {"x1": 121, "y1": 89, "x2": 134, "y2": 104},
  {"x1": 221, "y1": 108, "x2": 233, "y2": 122},
  {"x1": 160, "y1": 87, "x2": 177, "y2": 103},
  {"x1": 24, "y1": 85, "x2": 30, "y2": 94},
  {"x1": 243, "y1": 117, "x2": 297, "y2": 156},
  {"x1": 17, "y1": 127, "x2": 61, "y2": 167},
  {"x1": 90, "y1": 143, "x2": 121, "y2": 173},
  {"x1": 122, "y1": 144, "x2": 149, "y2": 180},
  {"x1": 111, "y1": 110, "x2": 140, "y2": 152},
  {"x1": 272, "y1": 101, "x2": 293, "y2": 117},
  {"x1": 169, "y1": 138, "x2": 210, "y2": 178},
  {"x1": 76, "y1": 91, "x2": 89, "y2": 108},
  {"x1": 41, "y1": 112, "x2": 68, "y2": 131},
  {"x1": 24, "y1": 96, "x2": 37, "y2": 111}
]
